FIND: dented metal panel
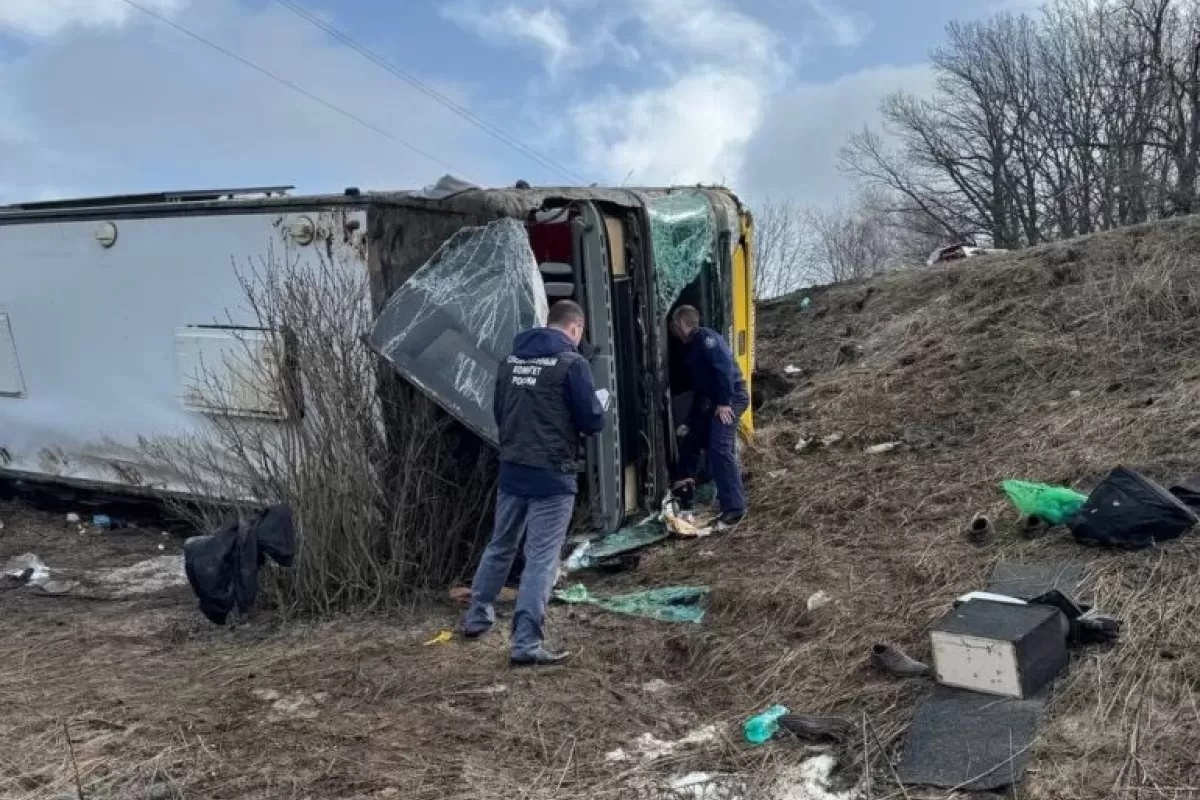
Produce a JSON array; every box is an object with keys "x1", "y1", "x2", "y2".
[{"x1": 367, "y1": 217, "x2": 549, "y2": 444}]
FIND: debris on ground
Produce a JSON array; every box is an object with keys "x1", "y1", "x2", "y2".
[
  {"x1": 1068, "y1": 466, "x2": 1198, "y2": 548},
  {"x1": 4, "y1": 552, "x2": 49, "y2": 585},
  {"x1": 931, "y1": 598, "x2": 1067, "y2": 698},
  {"x1": 1021, "y1": 514, "x2": 1051, "y2": 538},
  {"x1": 784, "y1": 364, "x2": 802, "y2": 375},
  {"x1": 566, "y1": 517, "x2": 669, "y2": 572},
  {"x1": 604, "y1": 724, "x2": 722, "y2": 763},
  {"x1": 870, "y1": 643, "x2": 930, "y2": 677},
  {"x1": 743, "y1": 704, "x2": 790, "y2": 745},
  {"x1": 965, "y1": 513, "x2": 992, "y2": 545},
  {"x1": 1001, "y1": 480, "x2": 1088, "y2": 525},
  {"x1": 863, "y1": 442, "x2": 900, "y2": 454},
  {"x1": 778, "y1": 714, "x2": 854, "y2": 743},
  {"x1": 805, "y1": 591, "x2": 832, "y2": 612},
  {"x1": 555, "y1": 584, "x2": 710, "y2": 623},
  {"x1": 897, "y1": 684, "x2": 1045, "y2": 791},
  {"x1": 423, "y1": 630, "x2": 453, "y2": 646}
]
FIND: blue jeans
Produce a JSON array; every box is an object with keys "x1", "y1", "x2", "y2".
[
  {"x1": 678, "y1": 391, "x2": 749, "y2": 517},
  {"x1": 464, "y1": 491, "x2": 575, "y2": 657}
]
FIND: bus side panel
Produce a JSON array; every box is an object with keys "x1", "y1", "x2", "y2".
[{"x1": 732, "y1": 214, "x2": 754, "y2": 435}]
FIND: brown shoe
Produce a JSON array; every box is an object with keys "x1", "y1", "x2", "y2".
[
  {"x1": 965, "y1": 514, "x2": 992, "y2": 545},
  {"x1": 871, "y1": 643, "x2": 931, "y2": 677}
]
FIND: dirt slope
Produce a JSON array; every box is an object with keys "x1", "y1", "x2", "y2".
[{"x1": 4, "y1": 216, "x2": 1200, "y2": 799}]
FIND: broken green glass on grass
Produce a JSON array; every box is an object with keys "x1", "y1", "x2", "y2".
[
  {"x1": 1001, "y1": 480, "x2": 1088, "y2": 525},
  {"x1": 565, "y1": 518, "x2": 670, "y2": 572},
  {"x1": 555, "y1": 584, "x2": 710, "y2": 624},
  {"x1": 648, "y1": 193, "x2": 717, "y2": 318}
]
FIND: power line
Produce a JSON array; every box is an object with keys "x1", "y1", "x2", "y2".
[
  {"x1": 272, "y1": 0, "x2": 589, "y2": 185},
  {"x1": 116, "y1": 0, "x2": 468, "y2": 179}
]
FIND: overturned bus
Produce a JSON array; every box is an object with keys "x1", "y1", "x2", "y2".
[{"x1": 0, "y1": 182, "x2": 754, "y2": 534}]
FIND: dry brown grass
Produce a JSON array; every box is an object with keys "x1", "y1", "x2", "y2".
[{"x1": 6, "y1": 216, "x2": 1200, "y2": 798}]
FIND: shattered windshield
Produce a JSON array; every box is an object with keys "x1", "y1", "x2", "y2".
[
  {"x1": 647, "y1": 192, "x2": 717, "y2": 318},
  {"x1": 369, "y1": 217, "x2": 549, "y2": 445}
]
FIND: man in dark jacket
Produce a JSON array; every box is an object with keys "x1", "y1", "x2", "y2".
[
  {"x1": 462, "y1": 300, "x2": 606, "y2": 666},
  {"x1": 670, "y1": 305, "x2": 748, "y2": 529}
]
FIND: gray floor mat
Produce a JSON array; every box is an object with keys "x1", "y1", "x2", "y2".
[
  {"x1": 897, "y1": 684, "x2": 1047, "y2": 791},
  {"x1": 987, "y1": 561, "x2": 1085, "y2": 600}
]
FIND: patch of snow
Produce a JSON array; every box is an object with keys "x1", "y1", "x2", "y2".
[
  {"x1": 604, "y1": 724, "x2": 722, "y2": 764},
  {"x1": 252, "y1": 688, "x2": 327, "y2": 721},
  {"x1": 642, "y1": 679, "x2": 672, "y2": 694},
  {"x1": 669, "y1": 772, "x2": 744, "y2": 800},
  {"x1": 93, "y1": 555, "x2": 186, "y2": 597},
  {"x1": 769, "y1": 755, "x2": 860, "y2": 800},
  {"x1": 784, "y1": 365, "x2": 802, "y2": 375}
]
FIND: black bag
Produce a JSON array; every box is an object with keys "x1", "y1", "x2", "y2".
[
  {"x1": 1068, "y1": 468, "x2": 1197, "y2": 549},
  {"x1": 184, "y1": 505, "x2": 295, "y2": 625}
]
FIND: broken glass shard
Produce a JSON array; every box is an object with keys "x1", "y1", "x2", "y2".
[
  {"x1": 369, "y1": 217, "x2": 549, "y2": 445},
  {"x1": 647, "y1": 193, "x2": 717, "y2": 318}
]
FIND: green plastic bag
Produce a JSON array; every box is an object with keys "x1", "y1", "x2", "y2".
[
  {"x1": 555, "y1": 584, "x2": 710, "y2": 624},
  {"x1": 1001, "y1": 480, "x2": 1088, "y2": 525},
  {"x1": 744, "y1": 704, "x2": 790, "y2": 745}
]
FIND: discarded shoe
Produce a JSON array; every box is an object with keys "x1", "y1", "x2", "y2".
[
  {"x1": 779, "y1": 714, "x2": 855, "y2": 743},
  {"x1": 966, "y1": 514, "x2": 993, "y2": 545},
  {"x1": 1074, "y1": 615, "x2": 1121, "y2": 645},
  {"x1": 871, "y1": 643, "x2": 931, "y2": 677},
  {"x1": 510, "y1": 648, "x2": 571, "y2": 667},
  {"x1": 1021, "y1": 515, "x2": 1050, "y2": 539},
  {"x1": 713, "y1": 512, "x2": 746, "y2": 532}
]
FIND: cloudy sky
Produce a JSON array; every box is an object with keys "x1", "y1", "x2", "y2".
[{"x1": 0, "y1": 0, "x2": 1026, "y2": 208}]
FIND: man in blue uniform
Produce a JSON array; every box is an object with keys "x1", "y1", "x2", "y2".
[
  {"x1": 670, "y1": 305, "x2": 748, "y2": 529},
  {"x1": 462, "y1": 300, "x2": 607, "y2": 667}
]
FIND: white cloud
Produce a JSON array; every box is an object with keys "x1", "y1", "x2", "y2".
[
  {"x1": 444, "y1": 0, "x2": 787, "y2": 187},
  {"x1": 804, "y1": 0, "x2": 872, "y2": 48},
  {"x1": 0, "y1": 0, "x2": 185, "y2": 38},
  {"x1": 0, "y1": 0, "x2": 534, "y2": 204},
  {"x1": 572, "y1": 68, "x2": 765, "y2": 185},
  {"x1": 444, "y1": 3, "x2": 576, "y2": 74}
]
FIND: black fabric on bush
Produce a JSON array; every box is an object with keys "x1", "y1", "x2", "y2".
[{"x1": 184, "y1": 505, "x2": 295, "y2": 625}]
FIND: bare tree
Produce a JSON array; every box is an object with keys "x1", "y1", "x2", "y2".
[
  {"x1": 841, "y1": 0, "x2": 1200, "y2": 251},
  {"x1": 805, "y1": 195, "x2": 909, "y2": 283},
  {"x1": 753, "y1": 199, "x2": 808, "y2": 298}
]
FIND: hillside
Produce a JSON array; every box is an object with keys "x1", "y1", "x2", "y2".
[
  {"x1": 4, "y1": 216, "x2": 1200, "y2": 799},
  {"x1": 746, "y1": 215, "x2": 1200, "y2": 797}
]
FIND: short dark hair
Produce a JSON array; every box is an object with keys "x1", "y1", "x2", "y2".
[
  {"x1": 671, "y1": 305, "x2": 701, "y2": 327},
  {"x1": 548, "y1": 299, "x2": 585, "y2": 328}
]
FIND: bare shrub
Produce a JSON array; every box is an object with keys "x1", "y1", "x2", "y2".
[{"x1": 144, "y1": 247, "x2": 495, "y2": 615}]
